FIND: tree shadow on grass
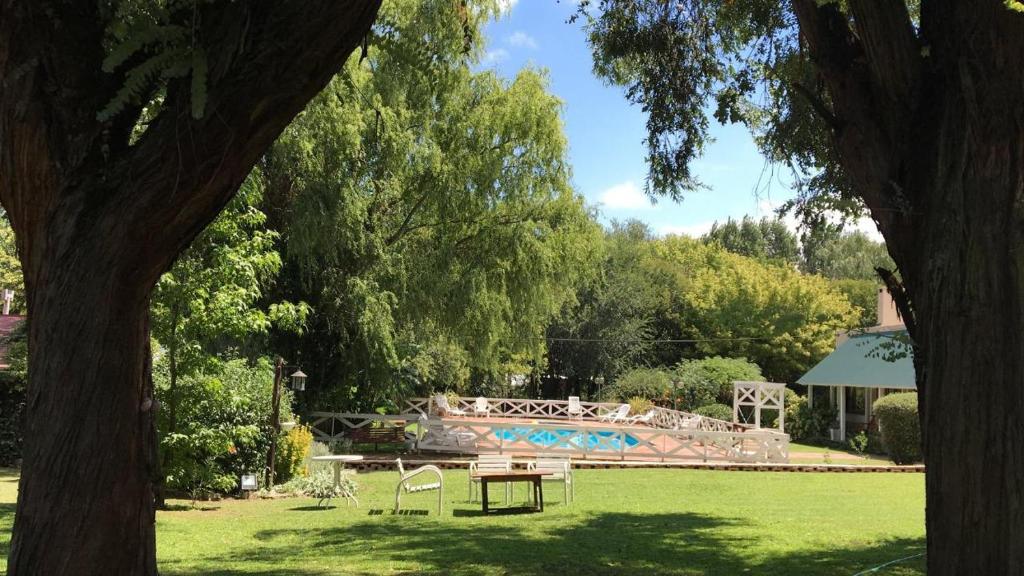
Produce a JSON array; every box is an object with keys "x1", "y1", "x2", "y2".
[{"x1": 159, "y1": 510, "x2": 925, "y2": 576}]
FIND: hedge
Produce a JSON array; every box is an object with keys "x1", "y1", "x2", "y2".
[
  {"x1": 873, "y1": 392, "x2": 922, "y2": 464},
  {"x1": 693, "y1": 403, "x2": 732, "y2": 422}
]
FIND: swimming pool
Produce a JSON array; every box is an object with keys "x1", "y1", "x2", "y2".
[{"x1": 494, "y1": 427, "x2": 640, "y2": 451}]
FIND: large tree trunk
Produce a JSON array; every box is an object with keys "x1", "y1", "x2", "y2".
[
  {"x1": 790, "y1": 1, "x2": 1024, "y2": 572},
  {"x1": 9, "y1": 225, "x2": 159, "y2": 573},
  {"x1": 0, "y1": 1, "x2": 382, "y2": 572}
]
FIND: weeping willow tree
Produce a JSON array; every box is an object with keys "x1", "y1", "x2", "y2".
[
  {"x1": 582, "y1": 0, "x2": 1024, "y2": 572},
  {"x1": 0, "y1": 1, "x2": 381, "y2": 572},
  {"x1": 263, "y1": 0, "x2": 600, "y2": 410}
]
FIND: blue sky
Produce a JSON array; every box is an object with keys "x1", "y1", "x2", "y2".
[{"x1": 481, "y1": 1, "x2": 880, "y2": 240}]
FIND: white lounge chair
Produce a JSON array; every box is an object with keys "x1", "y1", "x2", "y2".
[
  {"x1": 394, "y1": 458, "x2": 444, "y2": 514},
  {"x1": 626, "y1": 409, "x2": 656, "y2": 426},
  {"x1": 419, "y1": 415, "x2": 475, "y2": 448},
  {"x1": 468, "y1": 454, "x2": 512, "y2": 503},
  {"x1": 528, "y1": 454, "x2": 574, "y2": 504},
  {"x1": 472, "y1": 397, "x2": 491, "y2": 417},
  {"x1": 567, "y1": 396, "x2": 583, "y2": 420},
  {"x1": 434, "y1": 394, "x2": 467, "y2": 417},
  {"x1": 598, "y1": 404, "x2": 630, "y2": 423}
]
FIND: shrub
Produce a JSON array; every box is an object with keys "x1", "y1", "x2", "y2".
[
  {"x1": 675, "y1": 357, "x2": 764, "y2": 406},
  {"x1": 785, "y1": 394, "x2": 837, "y2": 441},
  {"x1": 627, "y1": 396, "x2": 654, "y2": 415},
  {"x1": 693, "y1": 403, "x2": 732, "y2": 422},
  {"x1": 275, "y1": 424, "x2": 313, "y2": 483},
  {"x1": 759, "y1": 388, "x2": 800, "y2": 429},
  {"x1": 156, "y1": 357, "x2": 286, "y2": 495},
  {"x1": 873, "y1": 393, "x2": 922, "y2": 464},
  {"x1": 603, "y1": 368, "x2": 671, "y2": 403}
]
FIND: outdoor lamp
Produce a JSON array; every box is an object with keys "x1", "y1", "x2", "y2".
[{"x1": 290, "y1": 369, "x2": 307, "y2": 391}]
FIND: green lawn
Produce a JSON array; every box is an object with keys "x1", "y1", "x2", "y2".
[{"x1": 0, "y1": 467, "x2": 925, "y2": 575}]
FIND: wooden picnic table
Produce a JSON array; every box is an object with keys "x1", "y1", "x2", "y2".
[{"x1": 471, "y1": 471, "x2": 552, "y2": 514}]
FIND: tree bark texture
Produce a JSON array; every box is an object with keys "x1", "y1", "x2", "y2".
[
  {"x1": 0, "y1": 1, "x2": 381, "y2": 573},
  {"x1": 792, "y1": 1, "x2": 1024, "y2": 573}
]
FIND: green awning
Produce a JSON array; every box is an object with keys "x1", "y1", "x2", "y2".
[{"x1": 797, "y1": 331, "x2": 916, "y2": 389}]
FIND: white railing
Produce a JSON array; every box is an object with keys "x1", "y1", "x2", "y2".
[
  {"x1": 307, "y1": 410, "x2": 789, "y2": 463},
  {"x1": 416, "y1": 418, "x2": 789, "y2": 463},
  {"x1": 405, "y1": 396, "x2": 739, "y2": 432}
]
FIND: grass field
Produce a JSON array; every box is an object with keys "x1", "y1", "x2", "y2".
[{"x1": 0, "y1": 467, "x2": 925, "y2": 575}]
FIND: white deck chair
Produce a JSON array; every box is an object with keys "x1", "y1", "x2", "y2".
[
  {"x1": 528, "y1": 454, "x2": 574, "y2": 504},
  {"x1": 420, "y1": 415, "x2": 475, "y2": 447},
  {"x1": 472, "y1": 397, "x2": 491, "y2": 417},
  {"x1": 567, "y1": 396, "x2": 584, "y2": 420},
  {"x1": 626, "y1": 409, "x2": 657, "y2": 426},
  {"x1": 599, "y1": 404, "x2": 630, "y2": 423},
  {"x1": 434, "y1": 394, "x2": 467, "y2": 417},
  {"x1": 468, "y1": 454, "x2": 512, "y2": 503},
  {"x1": 394, "y1": 458, "x2": 444, "y2": 514}
]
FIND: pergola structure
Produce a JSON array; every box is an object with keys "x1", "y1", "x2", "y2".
[{"x1": 732, "y1": 381, "x2": 787, "y2": 431}]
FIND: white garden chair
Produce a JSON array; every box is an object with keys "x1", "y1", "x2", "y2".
[
  {"x1": 528, "y1": 454, "x2": 574, "y2": 504},
  {"x1": 394, "y1": 458, "x2": 444, "y2": 514},
  {"x1": 472, "y1": 397, "x2": 491, "y2": 417},
  {"x1": 567, "y1": 396, "x2": 584, "y2": 419},
  {"x1": 468, "y1": 454, "x2": 512, "y2": 503},
  {"x1": 419, "y1": 415, "x2": 475, "y2": 448},
  {"x1": 433, "y1": 394, "x2": 467, "y2": 417},
  {"x1": 598, "y1": 404, "x2": 630, "y2": 423}
]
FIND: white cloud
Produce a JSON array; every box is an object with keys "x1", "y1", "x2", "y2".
[
  {"x1": 496, "y1": 0, "x2": 519, "y2": 14},
  {"x1": 482, "y1": 48, "x2": 509, "y2": 64},
  {"x1": 598, "y1": 181, "x2": 653, "y2": 210},
  {"x1": 506, "y1": 31, "x2": 538, "y2": 49},
  {"x1": 659, "y1": 222, "x2": 716, "y2": 238}
]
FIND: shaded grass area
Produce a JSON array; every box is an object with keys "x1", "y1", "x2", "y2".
[{"x1": 0, "y1": 467, "x2": 925, "y2": 575}]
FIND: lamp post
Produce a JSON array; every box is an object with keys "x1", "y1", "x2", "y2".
[
  {"x1": 265, "y1": 357, "x2": 307, "y2": 489},
  {"x1": 595, "y1": 376, "x2": 605, "y2": 402},
  {"x1": 672, "y1": 379, "x2": 680, "y2": 411}
]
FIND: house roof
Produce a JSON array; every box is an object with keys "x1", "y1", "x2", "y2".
[{"x1": 797, "y1": 330, "x2": 916, "y2": 390}]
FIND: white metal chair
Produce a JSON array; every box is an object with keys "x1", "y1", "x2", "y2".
[
  {"x1": 472, "y1": 397, "x2": 491, "y2": 417},
  {"x1": 394, "y1": 458, "x2": 444, "y2": 514},
  {"x1": 567, "y1": 396, "x2": 584, "y2": 420},
  {"x1": 599, "y1": 404, "x2": 630, "y2": 423},
  {"x1": 434, "y1": 394, "x2": 467, "y2": 417},
  {"x1": 468, "y1": 454, "x2": 512, "y2": 503},
  {"x1": 528, "y1": 454, "x2": 574, "y2": 504},
  {"x1": 626, "y1": 409, "x2": 656, "y2": 426}
]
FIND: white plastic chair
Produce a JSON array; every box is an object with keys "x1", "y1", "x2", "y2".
[
  {"x1": 394, "y1": 458, "x2": 444, "y2": 514},
  {"x1": 567, "y1": 396, "x2": 583, "y2": 420},
  {"x1": 599, "y1": 404, "x2": 630, "y2": 423},
  {"x1": 468, "y1": 454, "x2": 512, "y2": 503},
  {"x1": 419, "y1": 415, "x2": 475, "y2": 447},
  {"x1": 434, "y1": 394, "x2": 467, "y2": 417},
  {"x1": 528, "y1": 454, "x2": 574, "y2": 504},
  {"x1": 473, "y1": 397, "x2": 491, "y2": 417}
]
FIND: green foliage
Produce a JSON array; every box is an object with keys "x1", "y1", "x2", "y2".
[
  {"x1": 603, "y1": 367, "x2": 671, "y2": 402},
  {"x1": 675, "y1": 356, "x2": 763, "y2": 405},
  {"x1": 693, "y1": 403, "x2": 732, "y2": 422},
  {"x1": 784, "y1": 394, "x2": 837, "y2": 441},
  {"x1": 0, "y1": 215, "x2": 24, "y2": 313},
  {"x1": 155, "y1": 357, "x2": 286, "y2": 495},
  {"x1": 275, "y1": 425, "x2": 313, "y2": 484},
  {"x1": 0, "y1": 322, "x2": 26, "y2": 466},
  {"x1": 98, "y1": 0, "x2": 216, "y2": 121},
  {"x1": 830, "y1": 278, "x2": 879, "y2": 328},
  {"x1": 801, "y1": 228, "x2": 894, "y2": 282},
  {"x1": 873, "y1": 393, "x2": 922, "y2": 465},
  {"x1": 848, "y1": 431, "x2": 869, "y2": 458},
  {"x1": 627, "y1": 396, "x2": 654, "y2": 415},
  {"x1": 703, "y1": 217, "x2": 799, "y2": 266},
  {"x1": 657, "y1": 236, "x2": 859, "y2": 381},
  {"x1": 266, "y1": 0, "x2": 598, "y2": 409}
]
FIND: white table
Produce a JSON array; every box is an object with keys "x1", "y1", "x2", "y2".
[{"x1": 311, "y1": 455, "x2": 363, "y2": 506}]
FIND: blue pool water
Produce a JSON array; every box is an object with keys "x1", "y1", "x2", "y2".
[{"x1": 494, "y1": 427, "x2": 640, "y2": 451}]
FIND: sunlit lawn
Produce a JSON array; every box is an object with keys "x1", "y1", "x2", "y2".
[{"x1": 0, "y1": 467, "x2": 925, "y2": 575}]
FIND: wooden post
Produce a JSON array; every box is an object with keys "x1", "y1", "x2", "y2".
[
  {"x1": 838, "y1": 385, "x2": 846, "y2": 441},
  {"x1": 265, "y1": 356, "x2": 284, "y2": 489},
  {"x1": 807, "y1": 384, "x2": 814, "y2": 409}
]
